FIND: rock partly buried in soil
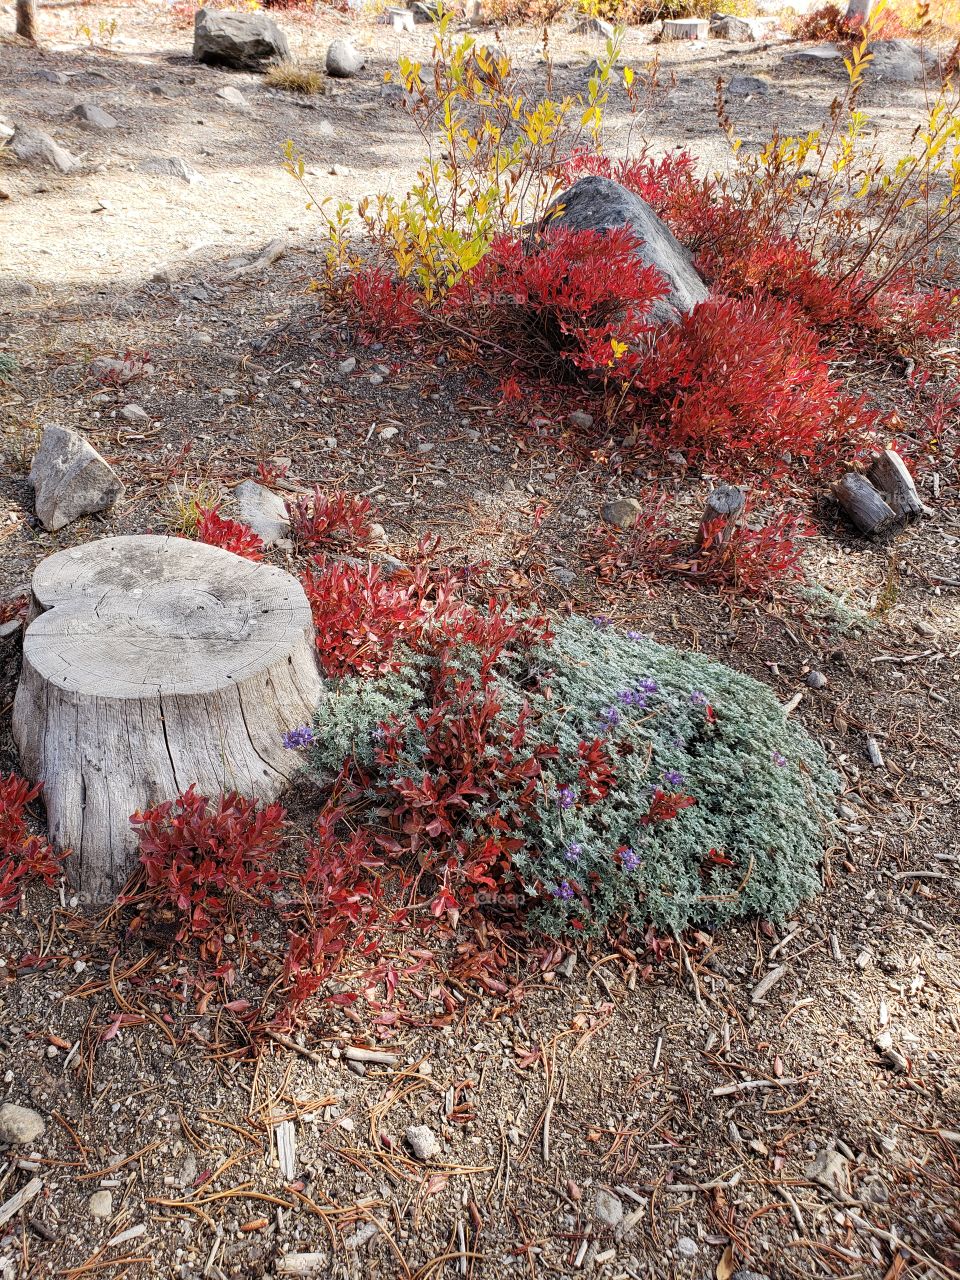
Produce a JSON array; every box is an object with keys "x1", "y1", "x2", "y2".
[
  {"x1": 863, "y1": 38, "x2": 930, "y2": 82},
  {"x1": 545, "y1": 176, "x2": 709, "y2": 327},
  {"x1": 88, "y1": 1190, "x2": 113, "y2": 1219},
  {"x1": 405, "y1": 1125, "x2": 440, "y2": 1160},
  {"x1": 29, "y1": 425, "x2": 125, "y2": 533},
  {"x1": 69, "y1": 103, "x2": 118, "y2": 131},
  {"x1": 216, "y1": 84, "x2": 250, "y2": 109},
  {"x1": 326, "y1": 38, "x2": 364, "y2": 78},
  {"x1": 594, "y1": 1188, "x2": 624, "y2": 1227},
  {"x1": 234, "y1": 480, "x2": 291, "y2": 547},
  {"x1": 138, "y1": 155, "x2": 200, "y2": 184},
  {"x1": 8, "y1": 124, "x2": 81, "y2": 174},
  {"x1": 193, "y1": 6, "x2": 290, "y2": 70},
  {"x1": 0, "y1": 1103, "x2": 46, "y2": 1146},
  {"x1": 602, "y1": 497, "x2": 642, "y2": 529},
  {"x1": 726, "y1": 74, "x2": 772, "y2": 95}
]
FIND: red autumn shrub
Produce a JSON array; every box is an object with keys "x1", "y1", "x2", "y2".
[
  {"x1": 130, "y1": 787, "x2": 284, "y2": 958},
  {"x1": 0, "y1": 775, "x2": 63, "y2": 913},
  {"x1": 590, "y1": 500, "x2": 810, "y2": 599},
  {"x1": 301, "y1": 556, "x2": 430, "y2": 677},
  {"x1": 287, "y1": 488, "x2": 373, "y2": 549},
  {"x1": 194, "y1": 504, "x2": 265, "y2": 560},
  {"x1": 444, "y1": 225, "x2": 669, "y2": 383},
  {"x1": 343, "y1": 267, "x2": 422, "y2": 345},
  {"x1": 638, "y1": 295, "x2": 877, "y2": 477}
]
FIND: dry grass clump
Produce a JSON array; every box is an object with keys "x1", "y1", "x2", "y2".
[{"x1": 264, "y1": 61, "x2": 326, "y2": 95}]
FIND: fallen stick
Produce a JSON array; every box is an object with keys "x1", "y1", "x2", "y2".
[
  {"x1": 712, "y1": 1076, "x2": 807, "y2": 1097},
  {"x1": 344, "y1": 1046, "x2": 399, "y2": 1066},
  {"x1": 0, "y1": 1177, "x2": 42, "y2": 1228}
]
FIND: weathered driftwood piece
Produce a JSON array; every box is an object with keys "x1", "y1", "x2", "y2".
[
  {"x1": 867, "y1": 448, "x2": 933, "y2": 521},
  {"x1": 696, "y1": 483, "x2": 747, "y2": 548},
  {"x1": 833, "y1": 473, "x2": 896, "y2": 535},
  {"x1": 12, "y1": 535, "x2": 321, "y2": 903}
]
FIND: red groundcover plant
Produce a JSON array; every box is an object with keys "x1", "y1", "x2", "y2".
[
  {"x1": 0, "y1": 774, "x2": 63, "y2": 913},
  {"x1": 194, "y1": 504, "x2": 265, "y2": 560},
  {"x1": 130, "y1": 787, "x2": 285, "y2": 958}
]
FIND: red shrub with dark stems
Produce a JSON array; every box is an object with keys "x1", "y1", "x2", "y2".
[
  {"x1": 287, "y1": 488, "x2": 373, "y2": 550},
  {"x1": 130, "y1": 787, "x2": 285, "y2": 958},
  {"x1": 194, "y1": 504, "x2": 265, "y2": 560},
  {"x1": 277, "y1": 813, "x2": 386, "y2": 1021},
  {"x1": 367, "y1": 605, "x2": 557, "y2": 920},
  {"x1": 444, "y1": 226, "x2": 669, "y2": 383},
  {"x1": 590, "y1": 500, "x2": 810, "y2": 599},
  {"x1": 301, "y1": 556, "x2": 430, "y2": 678},
  {"x1": 709, "y1": 233, "x2": 864, "y2": 328},
  {"x1": 0, "y1": 775, "x2": 63, "y2": 913},
  {"x1": 343, "y1": 267, "x2": 422, "y2": 345},
  {"x1": 638, "y1": 295, "x2": 878, "y2": 478},
  {"x1": 642, "y1": 789, "x2": 696, "y2": 825}
]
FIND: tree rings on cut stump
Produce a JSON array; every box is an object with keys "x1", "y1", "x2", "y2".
[{"x1": 12, "y1": 535, "x2": 322, "y2": 902}]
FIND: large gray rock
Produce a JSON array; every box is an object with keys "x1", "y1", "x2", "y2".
[
  {"x1": 234, "y1": 480, "x2": 290, "y2": 547},
  {"x1": 863, "y1": 38, "x2": 928, "y2": 82},
  {"x1": 0, "y1": 1103, "x2": 45, "y2": 1146},
  {"x1": 544, "y1": 176, "x2": 708, "y2": 326},
  {"x1": 9, "y1": 125, "x2": 81, "y2": 174},
  {"x1": 70, "y1": 103, "x2": 118, "y2": 130},
  {"x1": 193, "y1": 7, "x2": 290, "y2": 70},
  {"x1": 30, "y1": 425, "x2": 125, "y2": 532},
  {"x1": 326, "y1": 38, "x2": 364, "y2": 78}
]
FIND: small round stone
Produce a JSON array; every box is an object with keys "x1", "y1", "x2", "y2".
[
  {"x1": 88, "y1": 1190, "x2": 113, "y2": 1219},
  {"x1": 677, "y1": 1236, "x2": 699, "y2": 1258},
  {"x1": 805, "y1": 670, "x2": 828, "y2": 689}
]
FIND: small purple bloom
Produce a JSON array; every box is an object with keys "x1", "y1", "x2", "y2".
[
  {"x1": 557, "y1": 784, "x2": 577, "y2": 810},
  {"x1": 592, "y1": 615, "x2": 612, "y2": 630},
  {"x1": 553, "y1": 880, "x2": 575, "y2": 900},
  {"x1": 638, "y1": 676, "x2": 658, "y2": 694},
  {"x1": 599, "y1": 706, "x2": 621, "y2": 728},
  {"x1": 626, "y1": 630, "x2": 644, "y2": 641},
  {"x1": 772, "y1": 750, "x2": 788, "y2": 768},
  {"x1": 620, "y1": 847, "x2": 640, "y2": 871},
  {"x1": 565, "y1": 842, "x2": 582, "y2": 863},
  {"x1": 282, "y1": 725, "x2": 315, "y2": 750},
  {"x1": 663, "y1": 769, "x2": 684, "y2": 788},
  {"x1": 690, "y1": 690, "x2": 708, "y2": 707}
]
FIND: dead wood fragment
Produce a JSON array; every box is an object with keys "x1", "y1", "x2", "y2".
[
  {"x1": 868, "y1": 449, "x2": 932, "y2": 520},
  {"x1": 834, "y1": 473, "x2": 896, "y2": 535},
  {"x1": 696, "y1": 483, "x2": 747, "y2": 549}
]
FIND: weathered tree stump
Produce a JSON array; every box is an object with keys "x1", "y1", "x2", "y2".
[
  {"x1": 12, "y1": 535, "x2": 322, "y2": 903},
  {"x1": 696, "y1": 483, "x2": 747, "y2": 549},
  {"x1": 867, "y1": 448, "x2": 932, "y2": 521},
  {"x1": 833, "y1": 473, "x2": 896, "y2": 536}
]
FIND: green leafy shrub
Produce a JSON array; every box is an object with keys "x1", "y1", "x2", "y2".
[{"x1": 306, "y1": 613, "x2": 836, "y2": 938}]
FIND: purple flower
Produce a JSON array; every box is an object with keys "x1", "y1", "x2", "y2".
[
  {"x1": 592, "y1": 615, "x2": 612, "y2": 630},
  {"x1": 599, "y1": 706, "x2": 621, "y2": 728},
  {"x1": 565, "y1": 842, "x2": 582, "y2": 863},
  {"x1": 620, "y1": 847, "x2": 640, "y2": 871},
  {"x1": 690, "y1": 690, "x2": 708, "y2": 707},
  {"x1": 638, "y1": 676, "x2": 658, "y2": 694},
  {"x1": 662, "y1": 769, "x2": 684, "y2": 788},
  {"x1": 616, "y1": 689, "x2": 649, "y2": 709},
  {"x1": 772, "y1": 750, "x2": 788, "y2": 768},
  {"x1": 282, "y1": 725, "x2": 315, "y2": 750},
  {"x1": 626, "y1": 630, "x2": 644, "y2": 641},
  {"x1": 557, "y1": 785, "x2": 577, "y2": 811},
  {"x1": 552, "y1": 880, "x2": 575, "y2": 900}
]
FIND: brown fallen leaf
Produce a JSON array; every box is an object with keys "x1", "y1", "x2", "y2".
[{"x1": 716, "y1": 1243, "x2": 736, "y2": 1280}]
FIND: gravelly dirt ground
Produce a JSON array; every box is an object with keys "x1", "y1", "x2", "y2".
[{"x1": 1, "y1": 4, "x2": 960, "y2": 1279}]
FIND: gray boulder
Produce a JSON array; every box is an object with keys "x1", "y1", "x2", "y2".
[
  {"x1": 234, "y1": 480, "x2": 290, "y2": 547},
  {"x1": 193, "y1": 7, "x2": 290, "y2": 70},
  {"x1": 863, "y1": 38, "x2": 928, "y2": 82},
  {"x1": 30, "y1": 425, "x2": 125, "y2": 532},
  {"x1": 326, "y1": 38, "x2": 364, "y2": 78},
  {"x1": 0, "y1": 1103, "x2": 45, "y2": 1146},
  {"x1": 70, "y1": 103, "x2": 118, "y2": 130},
  {"x1": 544, "y1": 175, "x2": 708, "y2": 326},
  {"x1": 9, "y1": 125, "x2": 81, "y2": 174},
  {"x1": 138, "y1": 155, "x2": 200, "y2": 184},
  {"x1": 727, "y1": 74, "x2": 772, "y2": 95}
]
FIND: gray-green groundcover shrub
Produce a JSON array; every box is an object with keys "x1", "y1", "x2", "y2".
[{"x1": 308, "y1": 614, "x2": 836, "y2": 937}]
